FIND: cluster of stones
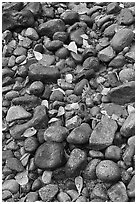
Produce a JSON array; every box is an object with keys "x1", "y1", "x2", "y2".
[{"x1": 2, "y1": 2, "x2": 135, "y2": 202}]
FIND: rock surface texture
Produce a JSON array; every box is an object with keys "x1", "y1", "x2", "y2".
[{"x1": 2, "y1": 2, "x2": 135, "y2": 202}]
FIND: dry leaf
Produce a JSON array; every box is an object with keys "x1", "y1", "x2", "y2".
[
  {"x1": 20, "y1": 153, "x2": 30, "y2": 166},
  {"x1": 15, "y1": 170, "x2": 28, "y2": 185},
  {"x1": 57, "y1": 106, "x2": 65, "y2": 117},
  {"x1": 64, "y1": 41, "x2": 77, "y2": 54},
  {"x1": 75, "y1": 176, "x2": 83, "y2": 195},
  {"x1": 41, "y1": 100, "x2": 49, "y2": 109},
  {"x1": 33, "y1": 51, "x2": 43, "y2": 61},
  {"x1": 23, "y1": 127, "x2": 37, "y2": 138}
]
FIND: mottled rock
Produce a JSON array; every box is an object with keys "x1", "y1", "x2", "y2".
[
  {"x1": 61, "y1": 11, "x2": 79, "y2": 25},
  {"x1": 74, "y1": 79, "x2": 88, "y2": 95},
  {"x1": 127, "y1": 175, "x2": 135, "y2": 198},
  {"x1": 2, "y1": 179, "x2": 19, "y2": 194},
  {"x1": 83, "y1": 56, "x2": 100, "y2": 71},
  {"x1": 65, "y1": 115, "x2": 82, "y2": 130},
  {"x1": 107, "y1": 2, "x2": 120, "y2": 14},
  {"x1": 120, "y1": 111, "x2": 135, "y2": 137},
  {"x1": 25, "y1": 27, "x2": 39, "y2": 40},
  {"x1": 39, "y1": 54, "x2": 55, "y2": 66},
  {"x1": 98, "y1": 46, "x2": 115, "y2": 62},
  {"x1": 44, "y1": 126, "x2": 69, "y2": 142},
  {"x1": 2, "y1": 190, "x2": 12, "y2": 200},
  {"x1": 104, "y1": 24, "x2": 117, "y2": 37},
  {"x1": 53, "y1": 31, "x2": 68, "y2": 42},
  {"x1": 23, "y1": 2, "x2": 42, "y2": 16},
  {"x1": 90, "y1": 183, "x2": 108, "y2": 201},
  {"x1": 108, "y1": 181, "x2": 128, "y2": 202},
  {"x1": 28, "y1": 63, "x2": 60, "y2": 82},
  {"x1": 38, "y1": 19, "x2": 66, "y2": 38},
  {"x1": 29, "y1": 81, "x2": 44, "y2": 96},
  {"x1": 118, "y1": 8, "x2": 134, "y2": 25},
  {"x1": 67, "y1": 123, "x2": 92, "y2": 144},
  {"x1": 122, "y1": 144, "x2": 135, "y2": 167},
  {"x1": 6, "y1": 105, "x2": 31, "y2": 122},
  {"x1": 89, "y1": 116, "x2": 117, "y2": 150},
  {"x1": 65, "y1": 148, "x2": 87, "y2": 176},
  {"x1": 6, "y1": 157, "x2": 24, "y2": 172},
  {"x1": 107, "y1": 81, "x2": 135, "y2": 105},
  {"x1": 42, "y1": 170, "x2": 52, "y2": 184},
  {"x1": 57, "y1": 192, "x2": 71, "y2": 202},
  {"x1": 105, "y1": 145, "x2": 122, "y2": 161},
  {"x1": 96, "y1": 160, "x2": 121, "y2": 182},
  {"x1": 102, "y1": 103, "x2": 127, "y2": 117},
  {"x1": 108, "y1": 55, "x2": 126, "y2": 67},
  {"x1": 119, "y1": 68, "x2": 135, "y2": 82},
  {"x1": 39, "y1": 184, "x2": 58, "y2": 201},
  {"x1": 34, "y1": 142, "x2": 64, "y2": 170},
  {"x1": 110, "y1": 28, "x2": 134, "y2": 52},
  {"x1": 24, "y1": 137, "x2": 39, "y2": 152},
  {"x1": 50, "y1": 90, "x2": 64, "y2": 102},
  {"x1": 25, "y1": 192, "x2": 38, "y2": 202}
]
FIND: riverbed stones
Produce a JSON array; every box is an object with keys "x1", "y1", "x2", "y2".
[
  {"x1": 6, "y1": 105, "x2": 31, "y2": 122},
  {"x1": 34, "y1": 142, "x2": 65, "y2": 170},
  {"x1": 107, "y1": 81, "x2": 135, "y2": 105},
  {"x1": 61, "y1": 11, "x2": 79, "y2": 25},
  {"x1": 2, "y1": 179, "x2": 19, "y2": 194},
  {"x1": 6, "y1": 157, "x2": 24, "y2": 172},
  {"x1": 98, "y1": 46, "x2": 115, "y2": 62},
  {"x1": 96, "y1": 160, "x2": 121, "y2": 182},
  {"x1": 65, "y1": 148, "x2": 87, "y2": 176},
  {"x1": 38, "y1": 19, "x2": 66, "y2": 38},
  {"x1": 118, "y1": 8, "x2": 134, "y2": 25},
  {"x1": 110, "y1": 28, "x2": 134, "y2": 52},
  {"x1": 39, "y1": 184, "x2": 59, "y2": 201},
  {"x1": 119, "y1": 68, "x2": 135, "y2": 82},
  {"x1": 28, "y1": 63, "x2": 60, "y2": 82},
  {"x1": 89, "y1": 115, "x2": 117, "y2": 150}
]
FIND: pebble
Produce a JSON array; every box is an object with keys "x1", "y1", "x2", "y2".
[
  {"x1": 5, "y1": 91, "x2": 19, "y2": 100},
  {"x1": 39, "y1": 184, "x2": 59, "y2": 201},
  {"x1": 67, "y1": 123, "x2": 92, "y2": 144},
  {"x1": 89, "y1": 150, "x2": 104, "y2": 159},
  {"x1": 24, "y1": 137, "x2": 39, "y2": 152},
  {"x1": 6, "y1": 157, "x2": 24, "y2": 172},
  {"x1": 108, "y1": 181, "x2": 128, "y2": 202},
  {"x1": 2, "y1": 179, "x2": 19, "y2": 194},
  {"x1": 118, "y1": 8, "x2": 134, "y2": 25},
  {"x1": 89, "y1": 115, "x2": 117, "y2": 150},
  {"x1": 122, "y1": 144, "x2": 135, "y2": 167},
  {"x1": 119, "y1": 68, "x2": 135, "y2": 82},
  {"x1": 28, "y1": 81, "x2": 44, "y2": 96},
  {"x1": 2, "y1": 190, "x2": 12, "y2": 200},
  {"x1": 96, "y1": 160, "x2": 121, "y2": 182},
  {"x1": 74, "y1": 79, "x2": 88, "y2": 95},
  {"x1": 25, "y1": 192, "x2": 38, "y2": 202},
  {"x1": 83, "y1": 56, "x2": 99, "y2": 71},
  {"x1": 108, "y1": 54, "x2": 126, "y2": 67},
  {"x1": 98, "y1": 46, "x2": 116, "y2": 62},
  {"x1": 53, "y1": 31, "x2": 68, "y2": 42},
  {"x1": 45, "y1": 40, "x2": 63, "y2": 51},
  {"x1": 105, "y1": 145, "x2": 122, "y2": 161},
  {"x1": 61, "y1": 10, "x2": 79, "y2": 25},
  {"x1": 39, "y1": 54, "x2": 55, "y2": 66},
  {"x1": 83, "y1": 159, "x2": 101, "y2": 180},
  {"x1": 25, "y1": 27, "x2": 39, "y2": 40},
  {"x1": 110, "y1": 28, "x2": 134, "y2": 52},
  {"x1": 120, "y1": 111, "x2": 135, "y2": 137},
  {"x1": 65, "y1": 148, "x2": 87, "y2": 176},
  {"x1": 34, "y1": 142, "x2": 64, "y2": 170},
  {"x1": 42, "y1": 170, "x2": 52, "y2": 184},
  {"x1": 90, "y1": 183, "x2": 108, "y2": 201},
  {"x1": 38, "y1": 19, "x2": 66, "y2": 38},
  {"x1": 44, "y1": 126, "x2": 69, "y2": 142},
  {"x1": 57, "y1": 192, "x2": 71, "y2": 202},
  {"x1": 107, "y1": 81, "x2": 135, "y2": 105},
  {"x1": 106, "y1": 2, "x2": 121, "y2": 14},
  {"x1": 50, "y1": 90, "x2": 64, "y2": 102},
  {"x1": 127, "y1": 175, "x2": 135, "y2": 198},
  {"x1": 76, "y1": 196, "x2": 87, "y2": 202},
  {"x1": 6, "y1": 105, "x2": 31, "y2": 122}
]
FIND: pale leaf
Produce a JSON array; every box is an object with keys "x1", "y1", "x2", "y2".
[
  {"x1": 57, "y1": 106, "x2": 65, "y2": 117},
  {"x1": 48, "y1": 117, "x2": 59, "y2": 124},
  {"x1": 64, "y1": 41, "x2": 77, "y2": 54},
  {"x1": 33, "y1": 51, "x2": 43, "y2": 61},
  {"x1": 20, "y1": 153, "x2": 30, "y2": 166},
  {"x1": 41, "y1": 100, "x2": 49, "y2": 109},
  {"x1": 75, "y1": 176, "x2": 83, "y2": 195},
  {"x1": 23, "y1": 127, "x2": 37, "y2": 138},
  {"x1": 15, "y1": 170, "x2": 28, "y2": 185}
]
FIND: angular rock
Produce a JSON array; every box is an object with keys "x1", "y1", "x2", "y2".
[
  {"x1": 108, "y1": 181, "x2": 128, "y2": 202},
  {"x1": 6, "y1": 105, "x2": 31, "y2": 122},
  {"x1": 44, "y1": 126, "x2": 69, "y2": 142},
  {"x1": 10, "y1": 105, "x2": 48, "y2": 139},
  {"x1": 70, "y1": 28, "x2": 85, "y2": 46},
  {"x1": 98, "y1": 46, "x2": 116, "y2": 62},
  {"x1": 65, "y1": 148, "x2": 87, "y2": 176},
  {"x1": 28, "y1": 63, "x2": 60, "y2": 82},
  {"x1": 38, "y1": 19, "x2": 66, "y2": 38},
  {"x1": 118, "y1": 8, "x2": 134, "y2": 25},
  {"x1": 2, "y1": 10, "x2": 34, "y2": 32},
  {"x1": 34, "y1": 142, "x2": 65, "y2": 170},
  {"x1": 2, "y1": 179, "x2": 19, "y2": 194},
  {"x1": 96, "y1": 160, "x2": 121, "y2": 182},
  {"x1": 6, "y1": 157, "x2": 24, "y2": 172},
  {"x1": 67, "y1": 123, "x2": 92, "y2": 144},
  {"x1": 39, "y1": 184, "x2": 58, "y2": 201},
  {"x1": 39, "y1": 54, "x2": 55, "y2": 66},
  {"x1": 110, "y1": 28, "x2": 134, "y2": 52},
  {"x1": 89, "y1": 115, "x2": 117, "y2": 150},
  {"x1": 107, "y1": 81, "x2": 135, "y2": 105},
  {"x1": 12, "y1": 94, "x2": 41, "y2": 109}
]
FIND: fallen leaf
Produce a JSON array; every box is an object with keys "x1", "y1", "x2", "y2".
[
  {"x1": 75, "y1": 176, "x2": 83, "y2": 195},
  {"x1": 23, "y1": 127, "x2": 37, "y2": 138},
  {"x1": 57, "y1": 106, "x2": 65, "y2": 117},
  {"x1": 33, "y1": 50, "x2": 43, "y2": 61},
  {"x1": 20, "y1": 153, "x2": 30, "y2": 166},
  {"x1": 15, "y1": 170, "x2": 28, "y2": 185},
  {"x1": 64, "y1": 41, "x2": 77, "y2": 54}
]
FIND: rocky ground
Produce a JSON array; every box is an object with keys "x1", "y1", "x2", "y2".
[{"x1": 2, "y1": 2, "x2": 135, "y2": 202}]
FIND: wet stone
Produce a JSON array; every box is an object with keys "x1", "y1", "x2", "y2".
[{"x1": 89, "y1": 115, "x2": 117, "y2": 150}]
